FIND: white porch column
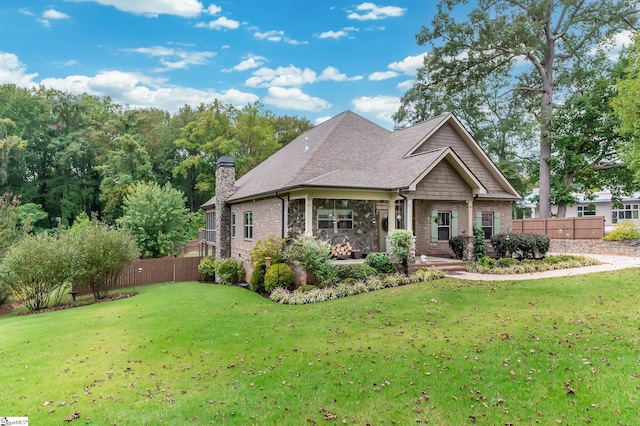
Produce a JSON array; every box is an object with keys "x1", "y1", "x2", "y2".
[
  {"x1": 304, "y1": 195, "x2": 313, "y2": 236},
  {"x1": 406, "y1": 196, "x2": 413, "y2": 233},
  {"x1": 467, "y1": 198, "x2": 474, "y2": 236},
  {"x1": 387, "y1": 198, "x2": 396, "y2": 233}
]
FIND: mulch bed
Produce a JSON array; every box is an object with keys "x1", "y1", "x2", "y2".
[{"x1": 0, "y1": 292, "x2": 137, "y2": 316}]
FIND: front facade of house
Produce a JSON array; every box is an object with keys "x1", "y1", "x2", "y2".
[{"x1": 202, "y1": 111, "x2": 520, "y2": 274}]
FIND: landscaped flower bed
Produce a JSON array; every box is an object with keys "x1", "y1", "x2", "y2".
[{"x1": 465, "y1": 254, "x2": 600, "y2": 274}]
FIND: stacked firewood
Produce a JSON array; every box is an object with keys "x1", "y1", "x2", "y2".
[{"x1": 331, "y1": 242, "x2": 353, "y2": 259}]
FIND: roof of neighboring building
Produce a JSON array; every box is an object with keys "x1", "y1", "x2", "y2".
[
  {"x1": 204, "y1": 110, "x2": 521, "y2": 205},
  {"x1": 522, "y1": 189, "x2": 640, "y2": 206}
]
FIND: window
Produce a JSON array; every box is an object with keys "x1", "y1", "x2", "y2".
[
  {"x1": 437, "y1": 212, "x2": 450, "y2": 241},
  {"x1": 612, "y1": 204, "x2": 639, "y2": 224},
  {"x1": 317, "y1": 208, "x2": 353, "y2": 230},
  {"x1": 243, "y1": 212, "x2": 253, "y2": 239},
  {"x1": 577, "y1": 205, "x2": 596, "y2": 217},
  {"x1": 482, "y1": 212, "x2": 493, "y2": 239},
  {"x1": 231, "y1": 214, "x2": 236, "y2": 237}
]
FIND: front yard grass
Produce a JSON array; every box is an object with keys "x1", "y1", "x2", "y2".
[{"x1": 1, "y1": 269, "x2": 639, "y2": 424}]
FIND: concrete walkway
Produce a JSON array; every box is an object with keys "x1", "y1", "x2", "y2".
[{"x1": 445, "y1": 253, "x2": 640, "y2": 281}]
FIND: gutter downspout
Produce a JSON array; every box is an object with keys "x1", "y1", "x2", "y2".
[
  {"x1": 397, "y1": 189, "x2": 407, "y2": 229},
  {"x1": 274, "y1": 191, "x2": 286, "y2": 238}
]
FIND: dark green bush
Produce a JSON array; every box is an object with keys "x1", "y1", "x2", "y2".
[
  {"x1": 448, "y1": 235, "x2": 465, "y2": 259},
  {"x1": 337, "y1": 263, "x2": 377, "y2": 281},
  {"x1": 510, "y1": 233, "x2": 550, "y2": 260},
  {"x1": 497, "y1": 257, "x2": 520, "y2": 267},
  {"x1": 264, "y1": 263, "x2": 296, "y2": 292},
  {"x1": 214, "y1": 258, "x2": 246, "y2": 285},
  {"x1": 365, "y1": 252, "x2": 395, "y2": 274},
  {"x1": 490, "y1": 234, "x2": 512, "y2": 259},
  {"x1": 249, "y1": 266, "x2": 265, "y2": 292},
  {"x1": 473, "y1": 227, "x2": 486, "y2": 260},
  {"x1": 198, "y1": 256, "x2": 216, "y2": 281}
]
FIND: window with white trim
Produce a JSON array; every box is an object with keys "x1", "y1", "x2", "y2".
[
  {"x1": 437, "y1": 212, "x2": 450, "y2": 241},
  {"x1": 317, "y1": 208, "x2": 353, "y2": 230},
  {"x1": 243, "y1": 211, "x2": 253, "y2": 239},
  {"x1": 612, "y1": 204, "x2": 639, "y2": 224},
  {"x1": 481, "y1": 212, "x2": 494, "y2": 239},
  {"x1": 577, "y1": 205, "x2": 596, "y2": 217}
]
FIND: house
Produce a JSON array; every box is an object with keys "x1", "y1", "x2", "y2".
[
  {"x1": 201, "y1": 110, "x2": 521, "y2": 272},
  {"x1": 522, "y1": 188, "x2": 640, "y2": 233}
]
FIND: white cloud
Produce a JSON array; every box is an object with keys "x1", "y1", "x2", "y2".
[
  {"x1": 369, "y1": 71, "x2": 398, "y2": 81},
  {"x1": 195, "y1": 16, "x2": 240, "y2": 30},
  {"x1": 253, "y1": 30, "x2": 307, "y2": 45},
  {"x1": 315, "y1": 116, "x2": 332, "y2": 125},
  {"x1": 40, "y1": 70, "x2": 258, "y2": 112},
  {"x1": 43, "y1": 9, "x2": 71, "y2": 20},
  {"x1": 352, "y1": 95, "x2": 400, "y2": 125},
  {"x1": 388, "y1": 53, "x2": 427, "y2": 76},
  {"x1": 205, "y1": 4, "x2": 222, "y2": 15},
  {"x1": 19, "y1": 8, "x2": 35, "y2": 16},
  {"x1": 264, "y1": 87, "x2": 331, "y2": 111},
  {"x1": 317, "y1": 30, "x2": 347, "y2": 40},
  {"x1": 347, "y1": 2, "x2": 406, "y2": 21},
  {"x1": 68, "y1": 0, "x2": 204, "y2": 18},
  {"x1": 396, "y1": 79, "x2": 415, "y2": 91},
  {"x1": 245, "y1": 65, "x2": 317, "y2": 88},
  {"x1": 318, "y1": 66, "x2": 362, "y2": 82},
  {"x1": 226, "y1": 55, "x2": 267, "y2": 72},
  {"x1": 0, "y1": 52, "x2": 39, "y2": 87},
  {"x1": 124, "y1": 46, "x2": 216, "y2": 71}
]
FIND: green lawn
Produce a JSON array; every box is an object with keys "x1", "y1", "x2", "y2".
[{"x1": 1, "y1": 270, "x2": 639, "y2": 425}]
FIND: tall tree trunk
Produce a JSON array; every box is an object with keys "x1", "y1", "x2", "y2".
[{"x1": 538, "y1": 24, "x2": 555, "y2": 219}]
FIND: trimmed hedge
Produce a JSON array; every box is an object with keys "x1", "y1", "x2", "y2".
[{"x1": 490, "y1": 233, "x2": 550, "y2": 260}]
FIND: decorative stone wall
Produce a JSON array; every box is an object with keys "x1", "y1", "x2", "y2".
[
  {"x1": 287, "y1": 198, "x2": 305, "y2": 238},
  {"x1": 549, "y1": 239, "x2": 640, "y2": 256},
  {"x1": 214, "y1": 157, "x2": 236, "y2": 259},
  {"x1": 312, "y1": 199, "x2": 379, "y2": 254}
]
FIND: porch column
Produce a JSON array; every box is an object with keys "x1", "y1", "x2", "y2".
[
  {"x1": 467, "y1": 198, "x2": 474, "y2": 236},
  {"x1": 406, "y1": 196, "x2": 413, "y2": 233},
  {"x1": 304, "y1": 195, "x2": 313, "y2": 236},
  {"x1": 387, "y1": 198, "x2": 396, "y2": 233}
]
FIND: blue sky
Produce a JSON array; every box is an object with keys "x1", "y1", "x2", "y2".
[{"x1": 0, "y1": 1, "x2": 442, "y2": 128}]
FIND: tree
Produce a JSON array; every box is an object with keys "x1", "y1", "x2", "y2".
[
  {"x1": 550, "y1": 57, "x2": 637, "y2": 216},
  {"x1": 68, "y1": 220, "x2": 138, "y2": 299},
  {"x1": 0, "y1": 192, "x2": 23, "y2": 256},
  {"x1": 98, "y1": 133, "x2": 153, "y2": 221},
  {"x1": 613, "y1": 32, "x2": 640, "y2": 177},
  {"x1": 118, "y1": 182, "x2": 190, "y2": 258},
  {"x1": 411, "y1": 0, "x2": 638, "y2": 217},
  {"x1": 389, "y1": 229, "x2": 414, "y2": 275}
]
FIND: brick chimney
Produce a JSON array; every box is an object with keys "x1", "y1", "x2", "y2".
[{"x1": 215, "y1": 156, "x2": 235, "y2": 259}]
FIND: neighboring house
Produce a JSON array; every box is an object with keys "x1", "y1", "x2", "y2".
[
  {"x1": 201, "y1": 110, "x2": 520, "y2": 272},
  {"x1": 522, "y1": 188, "x2": 640, "y2": 233}
]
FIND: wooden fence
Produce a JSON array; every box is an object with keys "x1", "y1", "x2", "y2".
[
  {"x1": 74, "y1": 256, "x2": 203, "y2": 295},
  {"x1": 512, "y1": 216, "x2": 605, "y2": 240}
]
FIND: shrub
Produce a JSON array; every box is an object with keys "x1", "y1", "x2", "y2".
[
  {"x1": 365, "y1": 252, "x2": 395, "y2": 274},
  {"x1": 285, "y1": 234, "x2": 337, "y2": 286},
  {"x1": 604, "y1": 221, "x2": 640, "y2": 241},
  {"x1": 337, "y1": 263, "x2": 377, "y2": 281},
  {"x1": 0, "y1": 233, "x2": 72, "y2": 311},
  {"x1": 249, "y1": 266, "x2": 265, "y2": 292},
  {"x1": 490, "y1": 233, "x2": 512, "y2": 259},
  {"x1": 477, "y1": 256, "x2": 496, "y2": 269},
  {"x1": 298, "y1": 285, "x2": 318, "y2": 293},
  {"x1": 214, "y1": 258, "x2": 246, "y2": 285},
  {"x1": 510, "y1": 233, "x2": 550, "y2": 260},
  {"x1": 264, "y1": 263, "x2": 296, "y2": 292},
  {"x1": 448, "y1": 235, "x2": 465, "y2": 259},
  {"x1": 198, "y1": 256, "x2": 217, "y2": 281},
  {"x1": 68, "y1": 221, "x2": 139, "y2": 299},
  {"x1": 250, "y1": 235, "x2": 285, "y2": 267},
  {"x1": 410, "y1": 268, "x2": 446, "y2": 282},
  {"x1": 473, "y1": 227, "x2": 486, "y2": 260},
  {"x1": 389, "y1": 230, "x2": 414, "y2": 275},
  {"x1": 497, "y1": 257, "x2": 520, "y2": 268}
]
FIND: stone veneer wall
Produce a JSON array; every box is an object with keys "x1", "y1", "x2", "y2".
[
  {"x1": 214, "y1": 160, "x2": 235, "y2": 259},
  {"x1": 312, "y1": 199, "x2": 379, "y2": 254},
  {"x1": 549, "y1": 239, "x2": 640, "y2": 256}
]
